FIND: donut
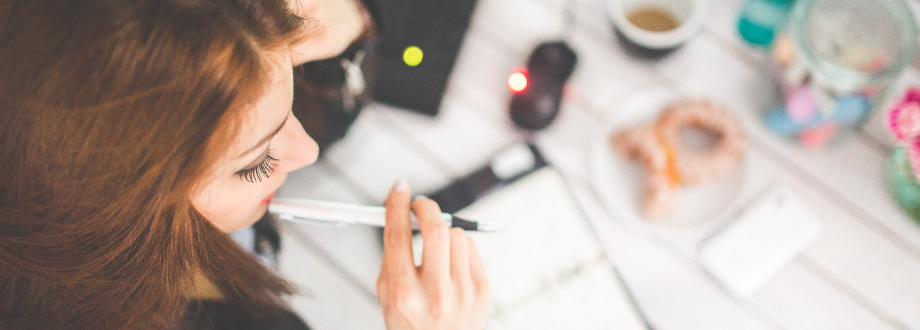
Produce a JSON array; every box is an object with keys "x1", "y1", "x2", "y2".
[
  {"x1": 655, "y1": 100, "x2": 747, "y2": 184},
  {"x1": 632, "y1": 170, "x2": 674, "y2": 220},
  {"x1": 612, "y1": 128, "x2": 680, "y2": 219},
  {"x1": 611, "y1": 125, "x2": 667, "y2": 172},
  {"x1": 611, "y1": 99, "x2": 747, "y2": 220}
]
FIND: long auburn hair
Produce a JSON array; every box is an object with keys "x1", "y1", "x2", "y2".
[{"x1": 0, "y1": 0, "x2": 309, "y2": 328}]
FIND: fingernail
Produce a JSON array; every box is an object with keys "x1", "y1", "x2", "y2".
[
  {"x1": 392, "y1": 179, "x2": 409, "y2": 193},
  {"x1": 414, "y1": 195, "x2": 429, "y2": 202}
]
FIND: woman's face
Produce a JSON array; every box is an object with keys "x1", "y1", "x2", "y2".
[{"x1": 192, "y1": 53, "x2": 319, "y2": 232}]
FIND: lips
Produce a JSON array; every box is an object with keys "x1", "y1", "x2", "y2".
[{"x1": 261, "y1": 192, "x2": 276, "y2": 205}]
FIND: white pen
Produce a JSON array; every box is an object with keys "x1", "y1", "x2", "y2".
[{"x1": 268, "y1": 198, "x2": 505, "y2": 232}]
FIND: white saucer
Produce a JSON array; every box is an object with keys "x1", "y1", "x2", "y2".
[{"x1": 588, "y1": 88, "x2": 748, "y2": 228}]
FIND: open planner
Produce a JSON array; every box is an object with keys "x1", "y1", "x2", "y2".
[{"x1": 414, "y1": 167, "x2": 649, "y2": 329}]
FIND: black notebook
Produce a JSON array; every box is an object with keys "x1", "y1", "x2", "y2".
[{"x1": 367, "y1": 0, "x2": 479, "y2": 116}]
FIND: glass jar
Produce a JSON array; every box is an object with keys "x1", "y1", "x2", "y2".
[
  {"x1": 759, "y1": 0, "x2": 918, "y2": 149},
  {"x1": 888, "y1": 147, "x2": 920, "y2": 222}
]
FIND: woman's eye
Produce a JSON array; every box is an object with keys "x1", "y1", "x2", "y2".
[{"x1": 236, "y1": 152, "x2": 279, "y2": 183}]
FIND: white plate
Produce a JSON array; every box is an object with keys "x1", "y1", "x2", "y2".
[{"x1": 588, "y1": 88, "x2": 748, "y2": 228}]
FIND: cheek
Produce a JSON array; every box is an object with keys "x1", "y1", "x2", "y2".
[{"x1": 191, "y1": 180, "x2": 267, "y2": 232}]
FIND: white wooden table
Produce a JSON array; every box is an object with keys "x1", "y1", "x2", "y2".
[{"x1": 275, "y1": 0, "x2": 920, "y2": 329}]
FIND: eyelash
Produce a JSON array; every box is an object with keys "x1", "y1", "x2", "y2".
[{"x1": 237, "y1": 151, "x2": 279, "y2": 183}]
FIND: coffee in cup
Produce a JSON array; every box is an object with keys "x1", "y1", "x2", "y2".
[
  {"x1": 608, "y1": 0, "x2": 708, "y2": 57},
  {"x1": 627, "y1": 6, "x2": 681, "y2": 32}
]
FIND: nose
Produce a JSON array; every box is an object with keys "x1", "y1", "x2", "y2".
[{"x1": 279, "y1": 113, "x2": 319, "y2": 173}]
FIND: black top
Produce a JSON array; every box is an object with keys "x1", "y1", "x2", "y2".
[
  {"x1": 180, "y1": 214, "x2": 310, "y2": 329},
  {"x1": 183, "y1": 300, "x2": 311, "y2": 330}
]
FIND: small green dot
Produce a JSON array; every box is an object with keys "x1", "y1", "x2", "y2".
[{"x1": 403, "y1": 46, "x2": 423, "y2": 67}]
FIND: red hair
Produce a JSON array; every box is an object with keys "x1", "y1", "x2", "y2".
[{"x1": 0, "y1": 0, "x2": 309, "y2": 328}]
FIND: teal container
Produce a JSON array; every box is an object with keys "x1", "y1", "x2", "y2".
[
  {"x1": 737, "y1": 0, "x2": 795, "y2": 46},
  {"x1": 888, "y1": 147, "x2": 920, "y2": 222}
]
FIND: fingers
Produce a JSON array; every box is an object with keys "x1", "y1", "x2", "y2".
[
  {"x1": 383, "y1": 179, "x2": 416, "y2": 281},
  {"x1": 288, "y1": 0, "x2": 364, "y2": 65},
  {"x1": 449, "y1": 228, "x2": 471, "y2": 286},
  {"x1": 468, "y1": 237, "x2": 490, "y2": 304},
  {"x1": 413, "y1": 196, "x2": 451, "y2": 288},
  {"x1": 378, "y1": 186, "x2": 491, "y2": 329},
  {"x1": 376, "y1": 260, "x2": 389, "y2": 305}
]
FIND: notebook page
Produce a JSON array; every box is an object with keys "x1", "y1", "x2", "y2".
[
  {"x1": 413, "y1": 167, "x2": 647, "y2": 329},
  {"x1": 490, "y1": 262, "x2": 648, "y2": 329}
]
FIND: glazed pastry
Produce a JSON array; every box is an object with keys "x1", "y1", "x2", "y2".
[
  {"x1": 611, "y1": 99, "x2": 747, "y2": 220},
  {"x1": 655, "y1": 100, "x2": 747, "y2": 184},
  {"x1": 641, "y1": 171, "x2": 679, "y2": 220},
  {"x1": 611, "y1": 125, "x2": 667, "y2": 171},
  {"x1": 612, "y1": 127, "x2": 679, "y2": 219}
]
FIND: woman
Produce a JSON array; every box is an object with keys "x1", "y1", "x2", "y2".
[{"x1": 0, "y1": 0, "x2": 490, "y2": 329}]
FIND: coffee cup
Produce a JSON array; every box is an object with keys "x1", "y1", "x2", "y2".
[{"x1": 607, "y1": 0, "x2": 708, "y2": 56}]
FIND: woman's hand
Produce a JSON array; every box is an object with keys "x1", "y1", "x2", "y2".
[
  {"x1": 288, "y1": 0, "x2": 365, "y2": 65},
  {"x1": 376, "y1": 180, "x2": 491, "y2": 330}
]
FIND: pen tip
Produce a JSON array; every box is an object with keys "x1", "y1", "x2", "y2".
[{"x1": 478, "y1": 222, "x2": 505, "y2": 232}]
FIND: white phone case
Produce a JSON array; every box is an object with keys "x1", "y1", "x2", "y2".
[{"x1": 699, "y1": 185, "x2": 822, "y2": 297}]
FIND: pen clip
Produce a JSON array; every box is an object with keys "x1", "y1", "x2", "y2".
[{"x1": 276, "y1": 213, "x2": 354, "y2": 228}]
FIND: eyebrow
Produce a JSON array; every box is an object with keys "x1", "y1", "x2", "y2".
[{"x1": 237, "y1": 116, "x2": 288, "y2": 159}]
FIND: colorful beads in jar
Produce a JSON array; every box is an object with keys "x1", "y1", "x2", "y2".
[{"x1": 759, "y1": 0, "x2": 918, "y2": 148}]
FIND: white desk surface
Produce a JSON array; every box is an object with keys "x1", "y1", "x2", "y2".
[{"x1": 276, "y1": 0, "x2": 920, "y2": 329}]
